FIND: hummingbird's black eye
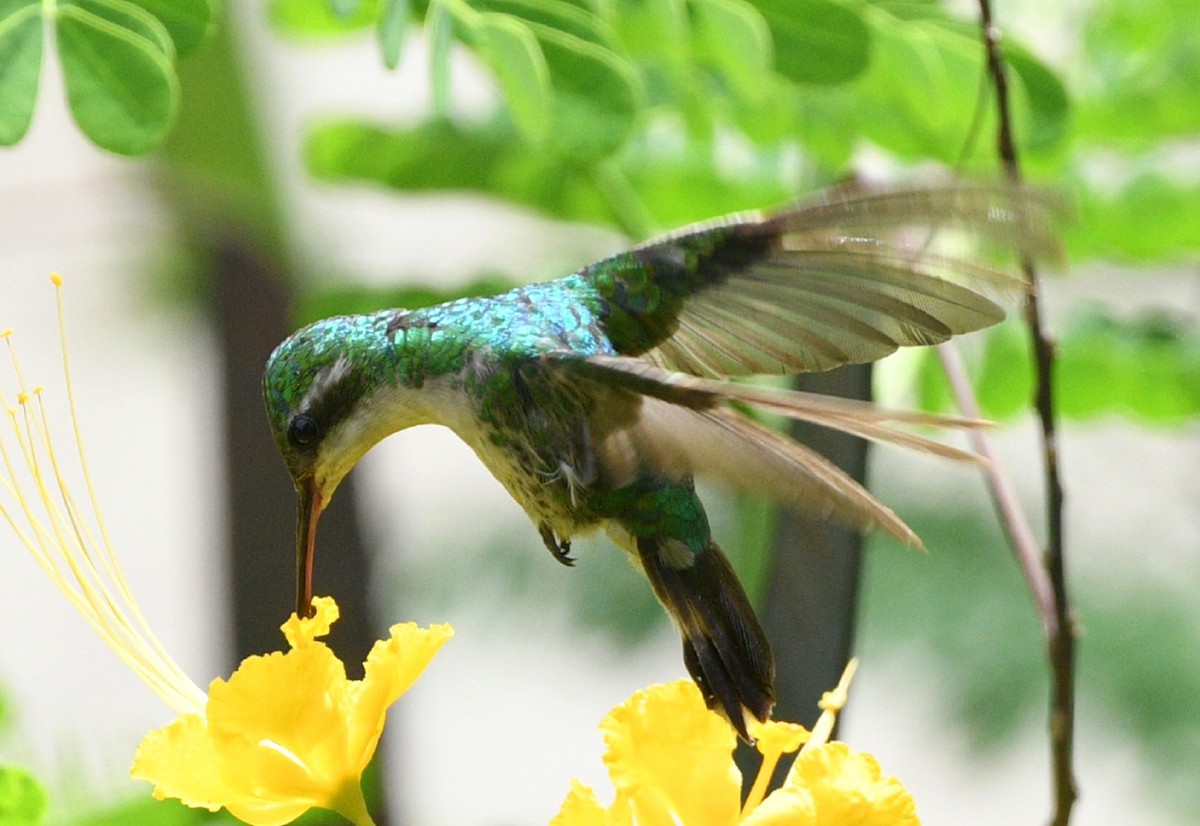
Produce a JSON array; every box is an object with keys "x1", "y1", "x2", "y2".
[{"x1": 288, "y1": 414, "x2": 320, "y2": 448}]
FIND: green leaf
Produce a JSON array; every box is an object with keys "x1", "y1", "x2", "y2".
[
  {"x1": 913, "y1": 307, "x2": 1200, "y2": 424},
  {"x1": 728, "y1": 75, "x2": 798, "y2": 146},
  {"x1": 911, "y1": 324, "x2": 1031, "y2": 421},
  {"x1": 305, "y1": 117, "x2": 802, "y2": 230},
  {"x1": 0, "y1": 765, "x2": 47, "y2": 826},
  {"x1": 975, "y1": 317, "x2": 1033, "y2": 421},
  {"x1": 1070, "y1": 176, "x2": 1200, "y2": 261},
  {"x1": 268, "y1": 0, "x2": 379, "y2": 36},
  {"x1": 1055, "y1": 309, "x2": 1124, "y2": 419},
  {"x1": 609, "y1": 0, "x2": 688, "y2": 68},
  {"x1": 853, "y1": 5, "x2": 984, "y2": 160},
  {"x1": 56, "y1": 2, "x2": 179, "y2": 154},
  {"x1": 616, "y1": 130, "x2": 802, "y2": 227},
  {"x1": 913, "y1": 347, "x2": 955, "y2": 414},
  {"x1": 1075, "y1": 0, "x2": 1200, "y2": 147},
  {"x1": 377, "y1": 0, "x2": 408, "y2": 68},
  {"x1": 472, "y1": 13, "x2": 552, "y2": 142},
  {"x1": 469, "y1": 0, "x2": 617, "y2": 47},
  {"x1": 306, "y1": 118, "x2": 613, "y2": 219},
  {"x1": 1004, "y1": 43, "x2": 1070, "y2": 154},
  {"x1": 68, "y1": 0, "x2": 175, "y2": 58},
  {"x1": 442, "y1": 0, "x2": 637, "y2": 158},
  {"x1": 0, "y1": 0, "x2": 42, "y2": 146},
  {"x1": 66, "y1": 794, "x2": 238, "y2": 825},
  {"x1": 1119, "y1": 313, "x2": 1200, "y2": 423},
  {"x1": 689, "y1": 0, "x2": 772, "y2": 101},
  {"x1": 792, "y1": 4, "x2": 1067, "y2": 164},
  {"x1": 123, "y1": 0, "x2": 216, "y2": 55},
  {"x1": 427, "y1": 0, "x2": 452, "y2": 116},
  {"x1": 868, "y1": 3, "x2": 1068, "y2": 158},
  {"x1": 750, "y1": 0, "x2": 870, "y2": 85},
  {"x1": 529, "y1": 22, "x2": 640, "y2": 159},
  {"x1": 330, "y1": 0, "x2": 364, "y2": 17}
]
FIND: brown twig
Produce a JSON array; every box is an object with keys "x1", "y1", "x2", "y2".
[
  {"x1": 972, "y1": 3, "x2": 1078, "y2": 824},
  {"x1": 936, "y1": 346, "x2": 1056, "y2": 628}
]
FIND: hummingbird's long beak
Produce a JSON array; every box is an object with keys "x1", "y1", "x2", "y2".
[{"x1": 296, "y1": 478, "x2": 324, "y2": 619}]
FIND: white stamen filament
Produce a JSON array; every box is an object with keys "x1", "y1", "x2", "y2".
[{"x1": 0, "y1": 277, "x2": 207, "y2": 716}]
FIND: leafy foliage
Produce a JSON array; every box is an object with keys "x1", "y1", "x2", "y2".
[
  {"x1": 0, "y1": 765, "x2": 46, "y2": 826},
  {"x1": 68, "y1": 796, "x2": 229, "y2": 825},
  {"x1": 915, "y1": 308, "x2": 1200, "y2": 424},
  {"x1": 1073, "y1": 0, "x2": 1200, "y2": 147},
  {"x1": 0, "y1": 0, "x2": 216, "y2": 154},
  {"x1": 1071, "y1": 175, "x2": 1200, "y2": 262},
  {"x1": 304, "y1": 118, "x2": 802, "y2": 234},
  {"x1": 65, "y1": 793, "x2": 370, "y2": 824},
  {"x1": 267, "y1": 0, "x2": 1200, "y2": 429},
  {"x1": 285, "y1": 0, "x2": 1071, "y2": 213}
]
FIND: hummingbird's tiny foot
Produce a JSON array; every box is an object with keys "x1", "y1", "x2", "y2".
[
  {"x1": 539, "y1": 522, "x2": 576, "y2": 566},
  {"x1": 557, "y1": 539, "x2": 575, "y2": 566}
]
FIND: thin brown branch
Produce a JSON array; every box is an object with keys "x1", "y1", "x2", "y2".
[
  {"x1": 975, "y1": 3, "x2": 1078, "y2": 824},
  {"x1": 936, "y1": 344, "x2": 1055, "y2": 629}
]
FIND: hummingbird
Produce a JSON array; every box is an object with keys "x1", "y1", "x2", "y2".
[{"x1": 262, "y1": 183, "x2": 1058, "y2": 739}]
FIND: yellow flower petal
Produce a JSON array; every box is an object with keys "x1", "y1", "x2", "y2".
[
  {"x1": 601, "y1": 680, "x2": 741, "y2": 826},
  {"x1": 345, "y1": 621, "x2": 454, "y2": 767},
  {"x1": 282, "y1": 595, "x2": 339, "y2": 649},
  {"x1": 741, "y1": 785, "x2": 816, "y2": 826},
  {"x1": 132, "y1": 715, "x2": 225, "y2": 813},
  {"x1": 784, "y1": 742, "x2": 920, "y2": 826},
  {"x1": 556, "y1": 661, "x2": 922, "y2": 826},
  {"x1": 133, "y1": 598, "x2": 452, "y2": 825},
  {"x1": 551, "y1": 781, "x2": 637, "y2": 826},
  {"x1": 131, "y1": 715, "x2": 309, "y2": 826},
  {"x1": 206, "y1": 644, "x2": 352, "y2": 800},
  {"x1": 551, "y1": 779, "x2": 609, "y2": 826}
]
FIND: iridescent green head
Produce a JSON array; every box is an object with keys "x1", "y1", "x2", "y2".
[{"x1": 262, "y1": 311, "x2": 419, "y2": 618}]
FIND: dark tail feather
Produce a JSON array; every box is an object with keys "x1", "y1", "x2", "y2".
[{"x1": 637, "y1": 535, "x2": 775, "y2": 740}]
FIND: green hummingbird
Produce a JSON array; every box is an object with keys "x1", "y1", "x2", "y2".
[{"x1": 262, "y1": 183, "x2": 1058, "y2": 739}]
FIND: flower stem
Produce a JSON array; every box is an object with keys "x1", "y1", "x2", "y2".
[{"x1": 331, "y1": 781, "x2": 376, "y2": 826}]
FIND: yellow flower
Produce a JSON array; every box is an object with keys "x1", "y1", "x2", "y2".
[
  {"x1": 0, "y1": 277, "x2": 453, "y2": 826},
  {"x1": 133, "y1": 597, "x2": 452, "y2": 826},
  {"x1": 554, "y1": 660, "x2": 920, "y2": 826}
]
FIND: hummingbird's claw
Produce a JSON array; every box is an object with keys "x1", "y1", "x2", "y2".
[{"x1": 539, "y1": 523, "x2": 576, "y2": 567}]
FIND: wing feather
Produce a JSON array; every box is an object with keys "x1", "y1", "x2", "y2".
[
  {"x1": 569, "y1": 353, "x2": 985, "y2": 464},
  {"x1": 582, "y1": 183, "x2": 1062, "y2": 378},
  {"x1": 559, "y1": 183, "x2": 1063, "y2": 540},
  {"x1": 549, "y1": 353, "x2": 983, "y2": 540},
  {"x1": 613, "y1": 399, "x2": 922, "y2": 545}
]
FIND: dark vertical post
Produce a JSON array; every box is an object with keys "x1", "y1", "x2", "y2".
[{"x1": 760, "y1": 363, "x2": 872, "y2": 730}]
